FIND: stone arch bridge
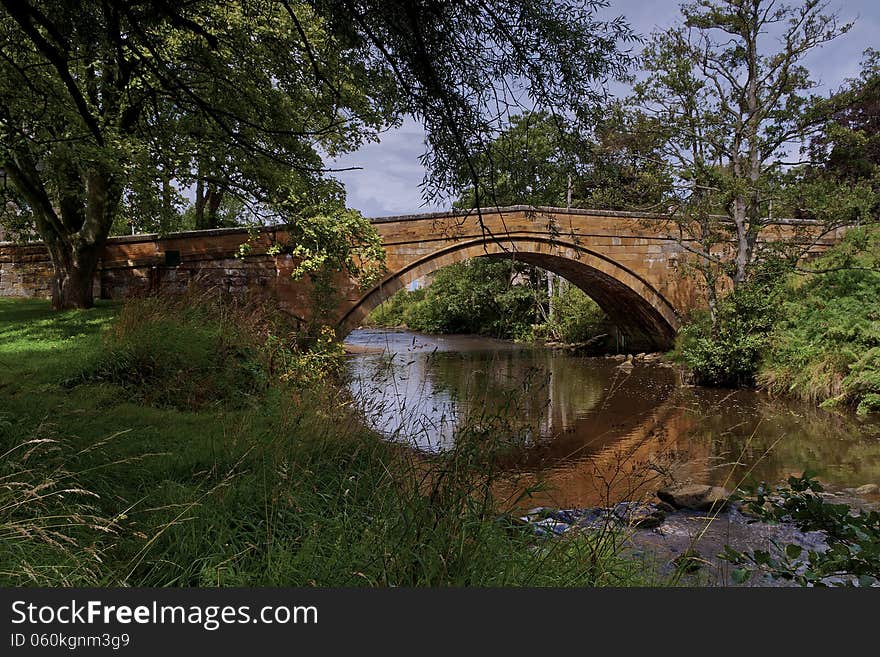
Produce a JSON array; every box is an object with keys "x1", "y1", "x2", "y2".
[{"x1": 0, "y1": 206, "x2": 844, "y2": 351}]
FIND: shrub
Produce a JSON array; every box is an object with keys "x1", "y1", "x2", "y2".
[
  {"x1": 363, "y1": 287, "x2": 426, "y2": 328},
  {"x1": 73, "y1": 291, "x2": 343, "y2": 410},
  {"x1": 368, "y1": 259, "x2": 540, "y2": 339},
  {"x1": 675, "y1": 277, "x2": 780, "y2": 387},
  {"x1": 543, "y1": 283, "x2": 607, "y2": 343},
  {"x1": 758, "y1": 226, "x2": 880, "y2": 414},
  {"x1": 366, "y1": 261, "x2": 609, "y2": 344}
]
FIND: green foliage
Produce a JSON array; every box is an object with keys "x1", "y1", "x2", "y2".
[
  {"x1": 454, "y1": 111, "x2": 579, "y2": 207},
  {"x1": 454, "y1": 109, "x2": 670, "y2": 210},
  {"x1": 382, "y1": 259, "x2": 541, "y2": 340},
  {"x1": 364, "y1": 287, "x2": 427, "y2": 328},
  {"x1": 367, "y1": 260, "x2": 609, "y2": 344},
  {"x1": 675, "y1": 275, "x2": 781, "y2": 387},
  {"x1": 723, "y1": 474, "x2": 880, "y2": 586},
  {"x1": 759, "y1": 227, "x2": 880, "y2": 415},
  {"x1": 2, "y1": 0, "x2": 634, "y2": 308},
  {"x1": 235, "y1": 200, "x2": 386, "y2": 294},
  {"x1": 280, "y1": 204, "x2": 386, "y2": 288},
  {"x1": 0, "y1": 425, "x2": 121, "y2": 586},
  {"x1": 543, "y1": 283, "x2": 607, "y2": 344},
  {"x1": 73, "y1": 293, "x2": 343, "y2": 411},
  {"x1": 808, "y1": 49, "x2": 880, "y2": 185}
]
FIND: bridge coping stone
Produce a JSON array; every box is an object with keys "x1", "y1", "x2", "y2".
[{"x1": 0, "y1": 205, "x2": 822, "y2": 249}]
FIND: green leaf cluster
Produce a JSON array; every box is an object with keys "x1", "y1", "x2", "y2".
[
  {"x1": 759, "y1": 226, "x2": 880, "y2": 415},
  {"x1": 675, "y1": 274, "x2": 782, "y2": 387},
  {"x1": 723, "y1": 473, "x2": 880, "y2": 586}
]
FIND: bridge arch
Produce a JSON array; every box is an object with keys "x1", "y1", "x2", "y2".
[{"x1": 339, "y1": 236, "x2": 680, "y2": 351}]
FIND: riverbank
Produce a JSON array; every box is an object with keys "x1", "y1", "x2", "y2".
[
  {"x1": 516, "y1": 481, "x2": 880, "y2": 586},
  {"x1": 4, "y1": 297, "x2": 877, "y2": 586},
  {"x1": 0, "y1": 297, "x2": 654, "y2": 587}
]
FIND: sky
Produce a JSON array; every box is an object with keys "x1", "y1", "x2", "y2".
[{"x1": 330, "y1": 0, "x2": 880, "y2": 218}]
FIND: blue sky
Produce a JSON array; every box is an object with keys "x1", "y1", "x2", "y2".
[{"x1": 331, "y1": 0, "x2": 879, "y2": 217}]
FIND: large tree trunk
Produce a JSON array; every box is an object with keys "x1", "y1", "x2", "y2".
[
  {"x1": 194, "y1": 172, "x2": 224, "y2": 230},
  {"x1": 46, "y1": 238, "x2": 101, "y2": 310},
  {"x1": 195, "y1": 184, "x2": 224, "y2": 229},
  {"x1": 31, "y1": 167, "x2": 118, "y2": 311}
]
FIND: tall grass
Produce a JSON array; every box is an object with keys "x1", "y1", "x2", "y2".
[
  {"x1": 70, "y1": 289, "x2": 342, "y2": 410},
  {"x1": 0, "y1": 420, "x2": 120, "y2": 586}
]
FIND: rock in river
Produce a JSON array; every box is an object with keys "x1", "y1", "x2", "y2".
[
  {"x1": 612, "y1": 502, "x2": 666, "y2": 529},
  {"x1": 855, "y1": 484, "x2": 879, "y2": 495},
  {"x1": 657, "y1": 484, "x2": 731, "y2": 512}
]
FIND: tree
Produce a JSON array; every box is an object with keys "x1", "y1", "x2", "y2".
[
  {"x1": 1, "y1": 0, "x2": 633, "y2": 310},
  {"x1": 0, "y1": 1, "x2": 399, "y2": 308},
  {"x1": 809, "y1": 49, "x2": 880, "y2": 184},
  {"x1": 454, "y1": 112, "x2": 580, "y2": 209},
  {"x1": 781, "y1": 49, "x2": 880, "y2": 232},
  {"x1": 633, "y1": 0, "x2": 854, "y2": 314},
  {"x1": 453, "y1": 108, "x2": 670, "y2": 210}
]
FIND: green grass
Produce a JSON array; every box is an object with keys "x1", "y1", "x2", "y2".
[
  {"x1": 0, "y1": 296, "x2": 653, "y2": 587},
  {"x1": 758, "y1": 226, "x2": 880, "y2": 415}
]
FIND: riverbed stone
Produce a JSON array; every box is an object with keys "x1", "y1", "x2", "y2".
[
  {"x1": 855, "y1": 484, "x2": 879, "y2": 495},
  {"x1": 655, "y1": 501, "x2": 676, "y2": 513},
  {"x1": 657, "y1": 484, "x2": 731, "y2": 511},
  {"x1": 613, "y1": 502, "x2": 666, "y2": 529},
  {"x1": 532, "y1": 518, "x2": 570, "y2": 536},
  {"x1": 551, "y1": 509, "x2": 577, "y2": 523},
  {"x1": 573, "y1": 508, "x2": 608, "y2": 529}
]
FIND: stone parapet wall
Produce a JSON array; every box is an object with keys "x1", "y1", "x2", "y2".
[
  {"x1": 0, "y1": 226, "x2": 305, "y2": 318},
  {"x1": 0, "y1": 242, "x2": 55, "y2": 298}
]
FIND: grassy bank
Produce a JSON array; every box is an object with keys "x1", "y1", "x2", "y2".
[
  {"x1": 758, "y1": 227, "x2": 880, "y2": 415},
  {"x1": 672, "y1": 226, "x2": 880, "y2": 416},
  {"x1": 0, "y1": 296, "x2": 647, "y2": 587}
]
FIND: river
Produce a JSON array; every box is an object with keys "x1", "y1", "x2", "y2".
[{"x1": 344, "y1": 328, "x2": 880, "y2": 510}]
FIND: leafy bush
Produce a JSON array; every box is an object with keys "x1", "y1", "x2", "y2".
[
  {"x1": 758, "y1": 226, "x2": 880, "y2": 414},
  {"x1": 363, "y1": 287, "x2": 427, "y2": 328},
  {"x1": 543, "y1": 283, "x2": 607, "y2": 343},
  {"x1": 366, "y1": 260, "x2": 609, "y2": 344},
  {"x1": 675, "y1": 277, "x2": 780, "y2": 387},
  {"x1": 74, "y1": 292, "x2": 343, "y2": 410},
  {"x1": 367, "y1": 259, "x2": 541, "y2": 339}
]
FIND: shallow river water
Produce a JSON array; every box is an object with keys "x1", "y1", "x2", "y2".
[{"x1": 344, "y1": 328, "x2": 880, "y2": 510}]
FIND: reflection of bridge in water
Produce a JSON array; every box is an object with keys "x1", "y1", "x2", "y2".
[
  {"x1": 345, "y1": 330, "x2": 880, "y2": 511},
  {"x1": 344, "y1": 331, "x2": 709, "y2": 508}
]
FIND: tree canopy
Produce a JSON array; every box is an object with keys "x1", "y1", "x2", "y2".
[
  {"x1": 1, "y1": 0, "x2": 634, "y2": 309},
  {"x1": 453, "y1": 108, "x2": 670, "y2": 210},
  {"x1": 626, "y1": 0, "x2": 862, "y2": 318}
]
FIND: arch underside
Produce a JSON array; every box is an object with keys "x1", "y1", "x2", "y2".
[{"x1": 340, "y1": 237, "x2": 680, "y2": 351}]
